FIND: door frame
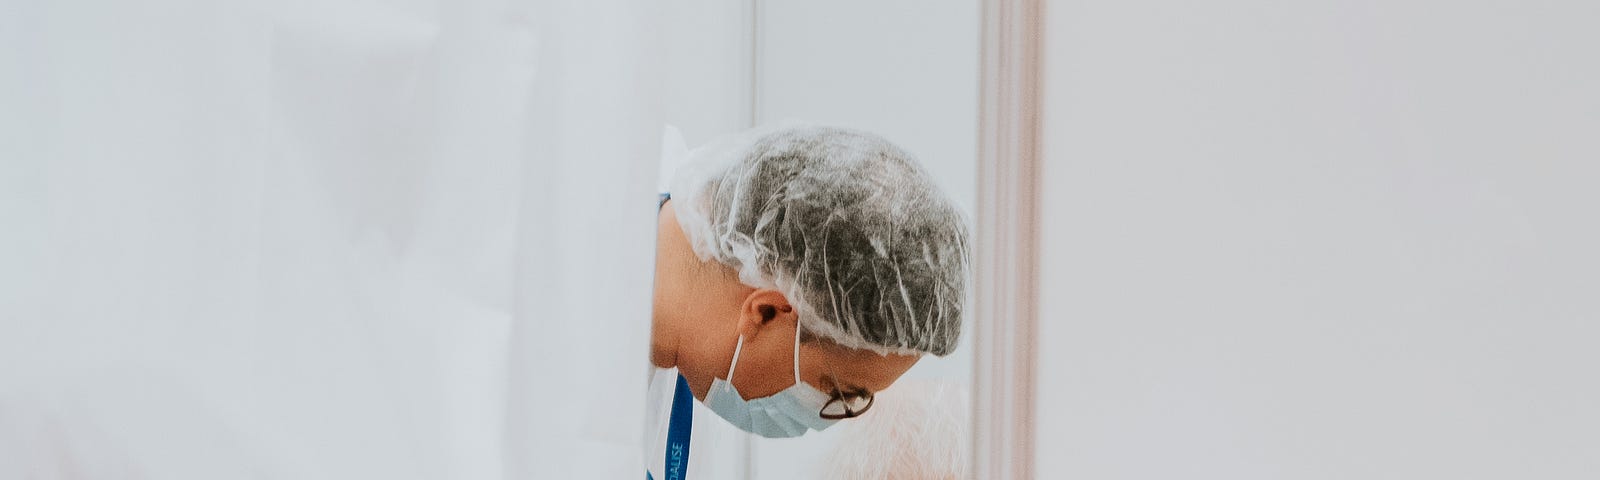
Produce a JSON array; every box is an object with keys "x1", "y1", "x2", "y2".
[{"x1": 972, "y1": 0, "x2": 1043, "y2": 478}]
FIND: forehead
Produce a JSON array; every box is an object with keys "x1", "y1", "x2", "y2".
[{"x1": 800, "y1": 340, "x2": 922, "y2": 393}]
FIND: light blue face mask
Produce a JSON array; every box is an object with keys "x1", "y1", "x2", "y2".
[{"x1": 704, "y1": 326, "x2": 839, "y2": 438}]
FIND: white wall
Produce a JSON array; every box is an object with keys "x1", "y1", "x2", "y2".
[
  {"x1": 1036, "y1": 1, "x2": 1600, "y2": 478},
  {"x1": 660, "y1": 0, "x2": 753, "y2": 147},
  {"x1": 0, "y1": 1, "x2": 661, "y2": 478}
]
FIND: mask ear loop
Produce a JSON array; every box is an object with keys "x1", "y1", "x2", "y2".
[
  {"x1": 726, "y1": 335, "x2": 745, "y2": 385},
  {"x1": 792, "y1": 322, "x2": 803, "y2": 385},
  {"x1": 709, "y1": 335, "x2": 745, "y2": 405}
]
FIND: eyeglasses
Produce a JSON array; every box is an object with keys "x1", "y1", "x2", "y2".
[{"x1": 819, "y1": 384, "x2": 875, "y2": 420}]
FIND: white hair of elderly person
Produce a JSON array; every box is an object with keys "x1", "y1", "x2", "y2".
[{"x1": 814, "y1": 379, "x2": 971, "y2": 479}]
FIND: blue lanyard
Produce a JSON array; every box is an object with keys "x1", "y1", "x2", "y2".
[{"x1": 648, "y1": 374, "x2": 693, "y2": 480}]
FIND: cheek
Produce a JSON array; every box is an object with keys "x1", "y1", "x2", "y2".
[
  {"x1": 680, "y1": 335, "x2": 748, "y2": 401},
  {"x1": 732, "y1": 360, "x2": 797, "y2": 400},
  {"x1": 794, "y1": 346, "x2": 837, "y2": 392}
]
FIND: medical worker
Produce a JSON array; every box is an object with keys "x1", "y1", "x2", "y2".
[{"x1": 645, "y1": 125, "x2": 970, "y2": 479}]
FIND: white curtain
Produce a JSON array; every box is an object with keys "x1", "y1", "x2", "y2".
[{"x1": 0, "y1": 0, "x2": 659, "y2": 478}]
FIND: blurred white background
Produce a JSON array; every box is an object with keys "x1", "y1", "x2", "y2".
[
  {"x1": 1, "y1": 0, "x2": 661, "y2": 478},
  {"x1": 1035, "y1": 1, "x2": 1600, "y2": 478}
]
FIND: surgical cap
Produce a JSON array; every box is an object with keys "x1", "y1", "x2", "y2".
[{"x1": 669, "y1": 125, "x2": 969, "y2": 356}]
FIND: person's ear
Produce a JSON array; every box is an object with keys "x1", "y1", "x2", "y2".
[{"x1": 737, "y1": 289, "x2": 795, "y2": 342}]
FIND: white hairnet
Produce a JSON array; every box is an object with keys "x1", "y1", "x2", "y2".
[{"x1": 669, "y1": 124, "x2": 969, "y2": 356}]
